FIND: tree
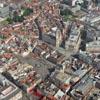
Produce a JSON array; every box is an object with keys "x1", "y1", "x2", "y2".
[
  {"x1": 6, "y1": 17, "x2": 13, "y2": 24},
  {"x1": 18, "y1": 16, "x2": 24, "y2": 22},
  {"x1": 13, "y1": 15, "x2": 24, "y2": 22},
  {"x1": 23, "y1": 8, "x2": 33, "y2": 16},
  {"x1": 60, "y1": 9, "x2": 73, "y2": 16},
  {"x1": 0, "y1": 34, "x2": 6, "y2": 39}
]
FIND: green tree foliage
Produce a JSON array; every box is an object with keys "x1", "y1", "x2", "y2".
[
  {"x1": 6, "y1": 8, "x2": 33, "y2": 24},
  {"x1": 6, "y1": 17, "x2": 13, "y2": 24},
  {"x1": 13, "y1": 15, "x2": 24, "y2": 22},
  {"x1": 0, "y1": 34, "x2": 6, "y2": 39},
  {"x1": 23, "y1": 8, "x2": 33, "y2": 16},
  {"x1": 60, "y1": 9, "x2": 73, "y2": 16},
  {"x1": 60, "y1": 9, "x2": 74, "y2": 21}
]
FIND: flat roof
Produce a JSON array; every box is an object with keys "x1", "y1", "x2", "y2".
[{"x1": 0, "y1": 74, "x2": 20, "y2": 100}]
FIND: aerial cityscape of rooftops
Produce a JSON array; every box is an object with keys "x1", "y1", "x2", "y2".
[{"x1": 0, "y1": 0, "x2": 100, "y2": 100}]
